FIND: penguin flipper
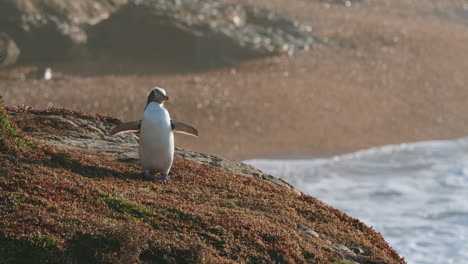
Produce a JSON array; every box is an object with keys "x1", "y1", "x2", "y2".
[
  {"x1": 171, "y1": 120, "x2": 198, "y2": 137},
  {"x1": 110, "y1": 120, "x2": 141, "y2": 135}
]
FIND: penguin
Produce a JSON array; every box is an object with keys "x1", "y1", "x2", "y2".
[{"x1": 111, "y1": 88, "x2": 198, "y2": 183}]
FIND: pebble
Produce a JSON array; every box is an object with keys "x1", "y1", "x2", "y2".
[{"x1": 298, "y1": 225, "x2": 320, "y2": 237}]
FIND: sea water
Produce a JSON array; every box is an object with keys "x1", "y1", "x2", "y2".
[{"x1": 247, "y1": 137, "x2": 468, "y2": 264}]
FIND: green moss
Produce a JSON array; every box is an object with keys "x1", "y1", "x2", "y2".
[
  {"x1": 138, "y1": 187, "x2": 152, "y2": 193},
  {"x1": 0, "y1": 97, "x2": 26, "y2": 151},
  {"x1": 224, "y1": 199, "x2": 240, "y2": 209},
  {"x1": 100, "y1": 192, "x2": 155, "y2": 218}
]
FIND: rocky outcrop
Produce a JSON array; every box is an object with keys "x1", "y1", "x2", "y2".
[
  {"x1": 6, "y1": 105, "x2": 300, "y2": 193},
  {"x1": 1, "y1": 103, "x2": 406, "y2": 264},
  {"x1": 0, "y1": 0, "x2": 128, "y2": 60},
  {"x1": 0, "y1": 0, "x2": 316, "y2": 65},
  {"x1": 0, "y1": 33, "x2": 20, "y2": 68},
  {"x1": 89, "y1": 0, "x2": 316, "y2": 65}
]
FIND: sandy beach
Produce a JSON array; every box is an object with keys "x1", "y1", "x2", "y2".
[{"x1": 2, "y1": 0, "x2": 468, "y2": 160}]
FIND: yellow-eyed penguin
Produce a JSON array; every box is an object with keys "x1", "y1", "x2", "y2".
[{"x1": 111, "y1": 88, "x2": 198, "y2": 183}]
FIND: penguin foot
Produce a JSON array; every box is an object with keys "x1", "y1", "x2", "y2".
[
  {"x1": 160, "y1": 174, "x2": 169, "y2": 184},
  {"x1": 143, "y1": 170, "x2": 157, "y2": 181}
]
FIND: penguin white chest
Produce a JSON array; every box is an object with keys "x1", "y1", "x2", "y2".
[{"x1": 139, "y1": 102, "x2": 174, "y2": 174}]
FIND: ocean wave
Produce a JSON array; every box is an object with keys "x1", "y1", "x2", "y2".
[{"x1": 247, "y1": 137, "x2": 468, "y2": 264}]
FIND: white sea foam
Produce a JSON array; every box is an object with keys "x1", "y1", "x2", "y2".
[{"x1": 246, "y1": 137, "x2": 468, "y2": 264}]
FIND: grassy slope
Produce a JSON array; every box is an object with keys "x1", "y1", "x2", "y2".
[{"x1": 0, "y1": 99, "x2": 405, "y2": 264}]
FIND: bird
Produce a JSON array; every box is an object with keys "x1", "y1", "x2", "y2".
[
  {"x1": 43, "y1": 67, "x2": 53, "y2": 80},
  {"x1": 110, "y1": 87, "x2": 198, "y2": 183}
]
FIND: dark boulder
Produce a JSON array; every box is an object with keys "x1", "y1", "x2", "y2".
[
  {"x1": 0, "y1": 0, "x2": 316, "y2": 66},
  {"x1": 0, "y1": 33, "x2": 20, "y2": 68},
  {"x1": 0, "y1": 0, "x2": 128, "y2": 61},
  {"x1": 89, "y1": 0, "x2": 317, "y2": 66}
]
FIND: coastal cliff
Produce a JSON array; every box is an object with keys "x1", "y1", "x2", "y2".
[{"x1": 0, "y1": 98, "x2": 405, "y2": 264}]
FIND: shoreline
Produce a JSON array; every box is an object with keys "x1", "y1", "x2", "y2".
[
  {"x1": 241, "y1": 152, "x2": 337, "y2": 162},
  {"x1": 3, "y1": 0, "x2": 468, "y2": 160}
]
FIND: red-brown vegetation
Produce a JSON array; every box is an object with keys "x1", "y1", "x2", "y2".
[{"x1": 0, "y1": 101, "x2": 405, "y2": 263}]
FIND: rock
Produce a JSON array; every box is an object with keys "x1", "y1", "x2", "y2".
[
  {"x1": 6, "y1": 106, "x2": 302, "y2": 193},
  {"x1": 175, "y1": 148, "x2": 301, "y2": 193},
  {"x1": 298, "y1": 225, "x2": 320, "y2": 237},
  {"x1": 0, "y1": 33, "x2": 20, "y2": 68},
  {"x1": 90, "y1": 0, "x2": 317, "y2": 66},
  {"x1": 351, "y1": 247, "x2": 365, "y2": 254},
  {"x1": 331, "y1": 244, "x2": 388, "y2": 264},
  {"x1": 0, "y1": 0, "x2": 128, "y2": 61},
  {"x1": 0, "y1": 0, "x2": 316, "y2": 65}
]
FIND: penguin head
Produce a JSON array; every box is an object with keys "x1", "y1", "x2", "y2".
[{"x1": 147, "y1": 87, "x2": 169, "y2": 104}]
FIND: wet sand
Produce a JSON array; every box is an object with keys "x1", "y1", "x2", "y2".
[{"x1": 2, "y1": 0, "x2": 468, "y2": 160}]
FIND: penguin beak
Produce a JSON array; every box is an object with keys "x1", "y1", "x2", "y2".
[{"x1": 163, "y1": 96, "x2": 169, "y2": 101}]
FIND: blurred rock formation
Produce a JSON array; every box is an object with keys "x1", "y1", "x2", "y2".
[
  {"x1": 0, "y1": 0, "x2": 128, "y2": 61},
  {"x1": 0, "y1": 0, "x2": 316, "y2": 66},
  {"x1": 0, "y1": 33, "x2": 20, "y2": 68}
]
